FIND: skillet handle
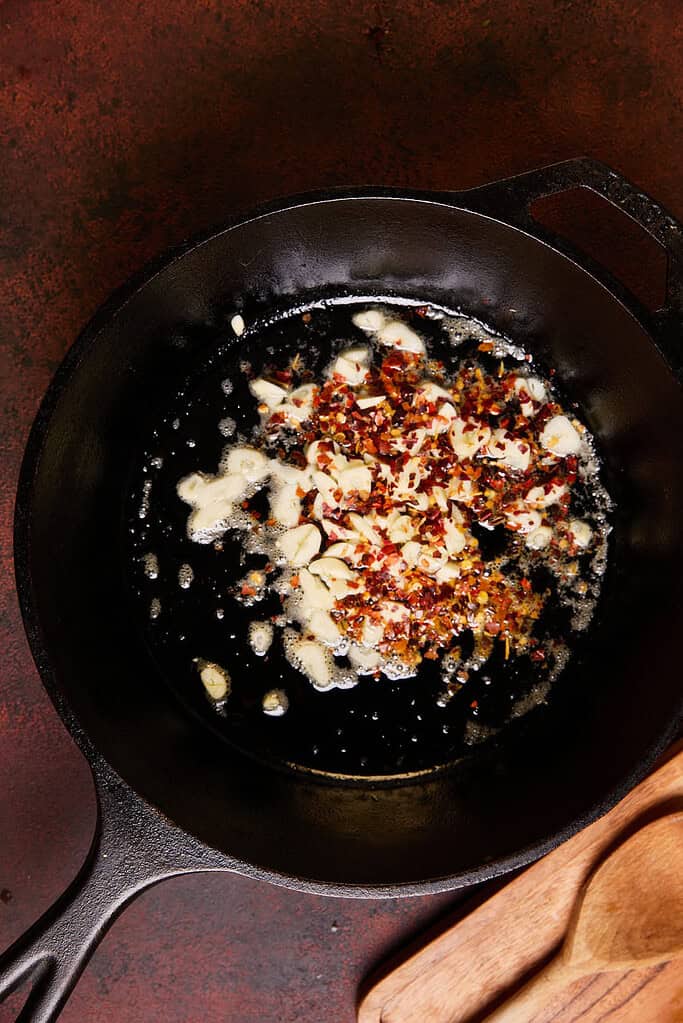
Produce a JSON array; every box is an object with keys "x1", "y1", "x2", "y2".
[
  {"x1": 461, "y1": 157, "x2": 683, "y2": 342},
  {"x1": 0, "y1": 756, "x2": 225, "y2": 1022}
]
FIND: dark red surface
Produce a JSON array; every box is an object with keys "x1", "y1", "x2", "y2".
[{"x1": 1, "y1": 2, "x2": 681, "y2": 1020}]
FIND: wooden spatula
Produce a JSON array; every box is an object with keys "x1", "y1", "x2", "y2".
[{"x1": 482, "y1": 813, "x2": 683, "y2": 1022}]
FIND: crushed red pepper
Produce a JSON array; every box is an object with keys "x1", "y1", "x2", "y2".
[{"x1": 257, "y1": 343, "x2": 586, "y2": 678}]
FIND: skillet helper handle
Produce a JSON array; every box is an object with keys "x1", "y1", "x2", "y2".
[
  {"x1": 463, "y1": 157, "x2": 683, "y2": 327},
  {"x1": 0, "y1": 757, "x2": 221, "y2": 1023}
]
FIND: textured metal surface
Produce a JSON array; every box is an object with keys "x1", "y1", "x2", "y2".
[{"x1": 1, "y1": 2, "x2": 682, "y2": 1020}]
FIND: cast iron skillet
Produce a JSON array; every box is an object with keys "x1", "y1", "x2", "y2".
[{"x1": 1, "y1": 159, "x2": 683, "y2": 1022}]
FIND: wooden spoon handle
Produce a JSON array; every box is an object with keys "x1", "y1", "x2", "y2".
[{"x1": 481, "y1": 953, "x2": 582, "y2": 1023}]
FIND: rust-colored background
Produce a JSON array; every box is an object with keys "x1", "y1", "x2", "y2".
[{"x1": 1, "y1": 2, "x2": 681, "y2": 1021}]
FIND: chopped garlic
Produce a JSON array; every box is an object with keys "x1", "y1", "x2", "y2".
[
  {"x1": 307, "y1": 608, "x2": 342, "y2": 646},
  {"x1": 514, "y1": 375, "x2": 546, "y2": 415}
]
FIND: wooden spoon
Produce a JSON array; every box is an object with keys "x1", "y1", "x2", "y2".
[{"x1": 483, "y1": 813, "x2": 683, "y2": 1022}]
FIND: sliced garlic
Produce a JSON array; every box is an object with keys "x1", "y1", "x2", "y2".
[
  {"x1": 352, "y1": 309, "x2": 386, "y2": 333},
  {"x1": 324, "y1": 541, "x2": 363, "y2": 563},
  {"x1": 269, "y1": 483, "x2": 302, "y2": 528},
  {"x1": 307, "y1": 609, "x2": 342, "y2": 646},
  {"x1": 378, "y1": 320, "x2": 426, "y2": 355},
  {"x1": 309, "y1": 557, "x2": 356, "y2": 583},
  {"x1": 306, "y1": 439, "x2": 333, "y2": 467},
  {"x1": 416, "y1": 380, "x2": 453, "y2": 404},
  {"x1": 348, "y1": 512, "x2": 382, "y2": 546},
  {"x1": 447, "y1": 476, "x2": 476, "y2": 503},
  {"x1": 270, "y1": 461, "x2": 313, "y2": 490},
  {"x1": 341, "y1": 344, "x2": 371, "y2": 364},
  {"x1": 443, "y1": 518, "x2": 467, "y2": 555},
  {"x1": 178, "y1": 471, "x2": 251, "y2": 542},
  {"x1": 312, "y1": 470, "x2": 339, "y2": 508},
  {"x1": 506, "y1": 507, "x2": 542, "y2": 534},
  {"x1": 197, "y1": 660, "x2": 230, "y2": 701},
  {"x1": 361, "y1": 619, "x2": 384, "y2": 647},
  {"x1": 526, "y1": 526, "x2": 553, "y2": 550},
  {"x1": 431, "y1": 402, "x2": 459, "y2": 433},
  {"x1": 297, "y1": 568, "x2": 335, "y2": 612},
  {"x1": 401, "y1": 540, "x2": 422, "y2": 567},
  {"x1": 540, "y1": 415, "x2": 582, "y2": 456},
  {"x1": 249, "y1": 378, "x2": 289, "y2": 408},
  {"x1": 230, "y1": 313, "x2": 246, "y2": 336},
  {"x1": 224, "y1": 447, "x2": 271, "y2": 482},
  {"x1": 525, "y1": 482, "x2": 567, "y2": 509},
  {"x1": 330, "y1": 354, "x2": 370, "y2": 385},
  {"x1": 416, "y1": 546, "x2": 449, "y2": 574},
  {"x1": 279, "y1": 384, "x2": 316, "y2": 424},
  {"x1": 277, "y1": 524, "x2": 321, "y2": 566},
  {"x1": 514, "y1": 376, "x2": 546, "y2": 416},
  {"x1": 486, "y1": 430, "x2": 531, "y2": 472},
  {"x1": 262, "y1": 688, "x2": 288, "y2": 716},
  {"x1": 386, "y1": 513, "x2": 416, "y2": 544},
  {"x1": 568, "y1": 519, "x2": 592, "y2": 548},
  {"x1": 287, "y1": 636, "x2": 333, "y2": 690},
  {"x1": 449, "y1": 418, "x2": 491, "y2": 459},
  {"x1": 348, "y1": 644, "x2": 383, "y2": 673},
  {"x1": 356, "y1": 394, "x2": 385, "y2": 410},
  {"x1": 337, "y1": 465, "x2": 372, "y2": 495},
  {"x1": 435, "y1": 561, "x2": 461, "y2": 584},
  {"x1": 249, "y1": 621, "x2": 274, "y2": 656}
]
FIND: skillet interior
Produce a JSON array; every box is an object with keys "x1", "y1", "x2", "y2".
[{"x1": 17, "y1": 196, "x2": 683, "y2": 890}]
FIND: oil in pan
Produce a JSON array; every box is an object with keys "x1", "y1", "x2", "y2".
[{"x1": 125, "y1": 297, "x2": 612, "y2": 779}]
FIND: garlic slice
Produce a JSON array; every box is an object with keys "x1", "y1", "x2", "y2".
[
  {"x1": 525, "y1": 482, "x2": 567, "y2": 509},
  {"x1": 486, "y1": 430, "x2": 531, "y2": 472},
  {"x1": 506, "y1": 507, "x2": 542, "y2": 534},
  {"x1": 330, "y1": 354, "x2": 370, "y2": 385},
  {"x1": 224, "y1": 447, "x2": 271, "y2": 482},
  {"x1": 269, "y1": 483, "x2": 302, "y2": 528},
  {"x1": 377, "y1": 320, "x2": 426, "y2": 355},
  {"x1": 356, "y1": 394, "x2": 385, "y2": 410},
  {"x1": 449, "y1": 418, "x2": 491, "y2": 459},
  {"x1": 526, "y1": 526, "x2": 553, "y2": 550},
  {"x1": 352, "y1": 309, "x2": 386, "y2": 333},
  {"x1": 277, "y1": 524, "x2": 321, "y2": 566},
  {"x1": 540, "y1": 415, "x2": 582, "y2": 456},
  {"x1": 568, "y1": 519, "x2": 592, "y2": 548},
  {"x1": 249, "y1": 378, "x2": 289, "y2": 408}
]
